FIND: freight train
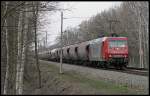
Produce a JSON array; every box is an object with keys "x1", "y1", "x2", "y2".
[{"x1": 39, "y1": 37, "x2": 129, "y2": 69}]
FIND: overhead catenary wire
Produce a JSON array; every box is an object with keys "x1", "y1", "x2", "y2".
[{"x1": 49, "y1": 16, "x2": 91, "y2": 24}]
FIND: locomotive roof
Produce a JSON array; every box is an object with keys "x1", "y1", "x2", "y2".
[{"x1": 50, "y1": 37, "x2": 127, "y2": 51}]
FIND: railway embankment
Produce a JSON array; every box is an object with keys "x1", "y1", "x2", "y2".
[{"x1": 23, "y1": 59, "x2": 148, "y2": 95}]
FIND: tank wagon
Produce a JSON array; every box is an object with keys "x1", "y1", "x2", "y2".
[{"x1": 47, "y1": 37, "x2": 129, "y2": 69}]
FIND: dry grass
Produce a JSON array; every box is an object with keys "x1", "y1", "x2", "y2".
[{"x1": 23, "y1": 60, "x2": 148, "y2": 95}]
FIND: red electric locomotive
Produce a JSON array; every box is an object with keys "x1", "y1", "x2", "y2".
[{"x1": 101, "y1": 37, "x2": 128, "y2": 69}]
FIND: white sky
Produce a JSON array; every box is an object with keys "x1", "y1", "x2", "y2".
[{"x1": 39, "y1": 2, "x2": 122, "y2": 46}]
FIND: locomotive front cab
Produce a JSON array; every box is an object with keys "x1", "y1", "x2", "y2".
[{"x1": 106, "y1": 37, "x2": 128, "y2": 68}]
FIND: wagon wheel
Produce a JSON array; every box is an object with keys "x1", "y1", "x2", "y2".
[
  {"x1": 104, "y1": 62, "x2": 109, "y2": 69},
  {"x1": 115, "y1": 64, "x2": 121, "y2": 70},
  {"x1": 99, "y1": 64, "x2": 105, "y2": 68},
  {"x1": 120, "y1": 63, "x2": 127, "y2": 70}
]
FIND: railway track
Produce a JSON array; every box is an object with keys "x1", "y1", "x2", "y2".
[
  {"x1": 122, "y1": 68, "x2": 148, "y2": 76},
  {"x1": 48, "y1": 60, "x2": 148, "y2": 76},
  {"x1": 90, "y1": 66, "x2": 148, "y2": 76},
  {"x1": 106, "y1": 67, "x2": 148, "y2": 76}
]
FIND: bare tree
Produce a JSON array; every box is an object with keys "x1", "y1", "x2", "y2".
[
  {"x1": 3, "y1": 2, "x2": 9, "y2": 94},
  {"x1": 33, "y1": 1, "x2": 41, "y2": 88},
  {"x1": 1, "y1": 1, "x2": 60, "y2": 94}
]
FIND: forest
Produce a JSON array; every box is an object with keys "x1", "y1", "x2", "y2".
[
  {"x1": 1, "y1": 1, "x2": 59, "y2": 94},
  {"x1": 1, "y1": 1, "x2": 149, "y2": 95}
]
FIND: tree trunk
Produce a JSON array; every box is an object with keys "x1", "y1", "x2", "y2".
[
  {"x1": 16, "y1": 2, "x2": 28, "y2": 94},
  {"x1": 138, "y1": 6, "x2": 144, "y2": 68},
  {"x1": 34, "y1": 2, "x2": 41, "y2": 88},
  {"x1": 3, "y1": 2, "x2": 9, "y2": 94},
  {"x1": 16, "y1": 10, "x2": 23, "y2": 94}
]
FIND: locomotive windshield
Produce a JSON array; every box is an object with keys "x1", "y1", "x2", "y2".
[{"x1": 109, "y1": 40, "x2": 127, "y2": 48}]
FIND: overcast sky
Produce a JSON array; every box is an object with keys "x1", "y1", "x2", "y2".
[{"x1": 38, "y1": 2, "x2": 122, "y2": 46}]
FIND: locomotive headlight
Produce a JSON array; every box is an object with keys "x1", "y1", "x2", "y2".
[
  {"x1": 124, "y1": 55, "x2": 127, "y2": 58},
  {"x1": 109, "y1": 54, "x2": 112, "y2": 57}
]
